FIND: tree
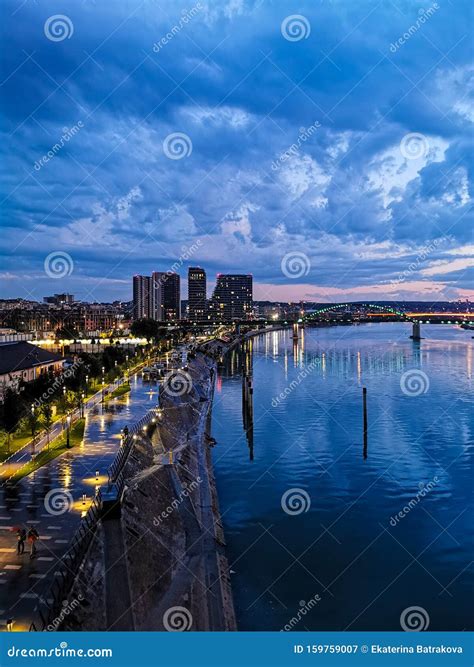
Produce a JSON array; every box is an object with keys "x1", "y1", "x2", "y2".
[
  {"x1": 41, "y1": 403, "x2": 53, "y2": 449},
  {"x1": 1, "y1": 388, "x2": 22, "y2": 453},
  {"x1": 131, "y1": 318, "x2": 160, "y2": 342}
]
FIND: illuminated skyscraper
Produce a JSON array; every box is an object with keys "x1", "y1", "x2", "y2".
[
  {"x1": 132, "y1": 275, "x2": 151, "y2": 320},
  {"x1": 210, "y1": 274, "x2": 253, "y2": 321},
  {"x1": 188, "y1": 267, "x2": 206, "y2": 321},
  {"x1": 161, "y1": 272, "x2": 181, "y2": 321}
]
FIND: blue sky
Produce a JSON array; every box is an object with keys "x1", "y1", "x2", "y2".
[{"x1": 1, "y1": 0, "x2": 473, "y2": 303}]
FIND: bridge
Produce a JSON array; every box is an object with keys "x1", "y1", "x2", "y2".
[{"x1": 304, "y1": 302, "x2": 473, "y2": 324}]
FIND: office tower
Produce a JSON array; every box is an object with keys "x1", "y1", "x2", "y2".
[
  {"x1": 151, "y1": 272, "x2": 165, "y2": 321},
  {"x1": 188, "y1": 267, "x2": 207, "y2": 321},
  {"x1": 132, "y1": 275, "x2": 151, "y2": 320},
  {"x1": 162, "y1": 272, "x2": 181, "y2": 321},
  {"x1": 210, "y1": 274, "x2": 253, "y2": 321}
]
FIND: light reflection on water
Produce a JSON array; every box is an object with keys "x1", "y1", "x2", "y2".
[{"x1": 211, "y1": 323, "x2": 474, "y2": 631}]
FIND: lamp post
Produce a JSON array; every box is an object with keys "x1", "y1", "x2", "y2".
[
  {"x1": 66, "y1": 414, "x2": 71, "y2": 449},
  {"x1": 81, "y1": 392, "x2": 85, "y2": 418},
  {"x1": 85, "y1": 374, "x2": 89, "y2": 394},
  {"x1": 30, "y1": 404, "x2": 36, "y2": 452},
  {"x1": 101, "y1": 366, "x2": 105, "y2": 403}
]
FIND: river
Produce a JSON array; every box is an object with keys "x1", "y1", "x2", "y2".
[{"x1": 210, "y1": 323, "x2": 473, "y2": 631}]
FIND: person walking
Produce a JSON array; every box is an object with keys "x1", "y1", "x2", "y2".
[
  {"x1": 16, "y1": 528, "x2": 26, "y2": 555},
  {"x1": 27, "y1": 526, "x2": 39, "y2": 559}
]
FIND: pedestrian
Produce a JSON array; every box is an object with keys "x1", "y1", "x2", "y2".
[
  {"x1": 27, "y1": 526, "x2": 39, "y2": 559},
  {"x1": 16, "y1": 528, "x2": 26, "y2": 555}
]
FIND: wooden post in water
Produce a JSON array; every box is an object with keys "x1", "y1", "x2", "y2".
[{"x1": 363, "y1": 387, "x2": 368, "y2": 459}]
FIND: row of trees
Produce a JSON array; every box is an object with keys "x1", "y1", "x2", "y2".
[{"x1": 0, "y1": 344, "x2": 147, "y2": 453}]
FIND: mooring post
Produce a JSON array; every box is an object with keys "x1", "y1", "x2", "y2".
[
  {"x1": 363, "y1": 386, "x2": 368, "y2": 459},
  {"x1": 410, "y1": 321, "x2": 421, "y2": 341}
]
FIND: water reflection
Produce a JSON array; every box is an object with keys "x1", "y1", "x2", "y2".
[{"x1": 212, "y1": 323, "x2": 474, "y2": 632}]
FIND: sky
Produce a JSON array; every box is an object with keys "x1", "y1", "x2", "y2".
[{"x1": 0, "y1": 0, "x2": 473, "y2": 303}]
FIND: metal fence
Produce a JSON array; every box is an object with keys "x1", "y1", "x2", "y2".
[
  {"x1": 29, "y1": 491, "x2": 102, "y2": 632},
  {"x1": 107, "y1": 409, "x2": 158, "y2": 484}
]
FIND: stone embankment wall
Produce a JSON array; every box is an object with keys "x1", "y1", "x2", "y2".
[{"x1": 63, "y1": 351, "x2": 236, "y2": 631}]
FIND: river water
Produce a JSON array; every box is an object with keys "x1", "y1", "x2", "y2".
[{"x1": 210, "y1": 323, "x2": 473, "y2": 631}]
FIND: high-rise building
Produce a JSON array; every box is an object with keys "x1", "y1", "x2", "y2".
[
  {"x1": 151, "y1": 272, "x2": 165, "y2": 322},
  {"x1": 132, "y1": 272, "x2": 180, "y2": 321},
  {"x1": 210, "y1": 274, "x2": 253, "y2": 321},
  {"x1": 162, "y1": 272, "x2": 181, "y2": 321},
  {"x1": 188, "y1": 267, "x2": 206, "y2": 321},
  {"x1": 132, "y1": 275, "x2": 151, "y2": 320}
]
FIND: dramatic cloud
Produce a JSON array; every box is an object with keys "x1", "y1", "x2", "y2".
[{"x1": 0, "y1": 0, "x2": 472, "y2": 302}]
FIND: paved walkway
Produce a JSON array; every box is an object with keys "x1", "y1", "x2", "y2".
[
  {"x1": 0, "y1": 374, "x2": 153, "y2": 632},
  {"x1": 1, "y1": 376, "x2": 134, "y2": 477}
]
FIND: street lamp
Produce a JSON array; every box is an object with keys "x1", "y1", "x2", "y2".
[
  {"x1": 66, "y1": 414, "x2": 71, "y2": 448},
  {"x1": 101, "y1": 366, "x2": 105, "y2": 403},
  {"x1": 81, "y1": 392, "x2": 85, "y2": 418}
]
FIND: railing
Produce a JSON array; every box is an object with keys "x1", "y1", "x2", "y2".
[
  {"x1": 29, "y1": 490, "x2": 102, "y2": 632},
  {"x1": 107, "y1": 410, "x2": 158, "y2": 485}
]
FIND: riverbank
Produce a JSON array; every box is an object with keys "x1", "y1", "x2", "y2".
[{"x1": 58, "y1": 349, "x2": 236, "y2": 631}]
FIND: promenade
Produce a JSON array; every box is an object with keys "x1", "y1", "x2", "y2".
[{"x1": 0, "y1": 373, "x2": 153, "y2": 632}]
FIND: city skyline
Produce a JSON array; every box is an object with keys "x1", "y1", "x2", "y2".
[{"x1": 1, "y1": 1, "x2": 472, "y2": 304}]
